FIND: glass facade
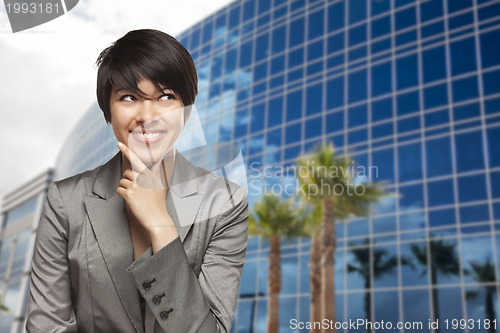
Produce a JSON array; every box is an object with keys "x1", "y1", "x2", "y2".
[
  {"x1": 51, "y1": 0, "x2": 500, "y2": 332},
  {"x1": 0, "y1": 170, "x2": 52, "y2": 333}
]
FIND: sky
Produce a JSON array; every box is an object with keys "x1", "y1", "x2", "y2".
[{"x1": 0, "y1": 0, "x2": 235, "y2": 203}]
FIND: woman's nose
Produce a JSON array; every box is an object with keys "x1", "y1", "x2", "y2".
[{"x1": 135, "y1": 101, "x2": 157, "y2": 124}]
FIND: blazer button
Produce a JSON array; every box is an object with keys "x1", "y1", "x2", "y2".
[
  {"x1": 160, "y1": 308, "x2": 173, "y2": 320},
  {"x1": 142, "y1": 278, "x2": 156, "y2": 290},
  {"x1": 152, "y1": 293, "x2": 166, "y2": 305}
]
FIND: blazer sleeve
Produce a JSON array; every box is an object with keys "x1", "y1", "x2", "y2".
[
  {"x1": 26, "y1": 182, "x2": 78, "y2": 333},
  {"x1": 126, "y1": 186, "x2": 249, "y2": 333}
]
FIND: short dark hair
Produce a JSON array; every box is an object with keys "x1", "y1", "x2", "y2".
[{"x1": 95, "y1": 29, "x2": 198, "y2": 123}]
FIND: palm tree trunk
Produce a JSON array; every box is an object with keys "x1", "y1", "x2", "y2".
[
  {"x1": 485, "y1": 289, "x2": 495, "y2": 333},
  {"x1": 267, "y1": 235, "x2": 281, "y2": 333},
  {"x1": 321, "y1": 198, "x2": 336, "y2": 333},
  {"x1": 309, "y1": 234, "x2": 322, "y2": 333},
  {"x1": 431, "y1": 267, "x2": 440, "y2": 333},
  {"x1": 364, "y1": 274, "x2": 372, "y2": 333}
]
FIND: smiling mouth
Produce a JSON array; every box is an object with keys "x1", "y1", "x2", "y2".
[{"x1": 130, "y1": 130, "x2": 167, "y2": 144}]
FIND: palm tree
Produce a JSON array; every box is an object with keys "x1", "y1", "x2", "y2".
[
  {"x1": 465, "y1": 260, "x2": 497, "y2": 333},
  {"x1": 410, "y1": 238, "x2": 460, "y2": 333},
  {"x1": 249, "y1": 194, "x2": 306, "y2": 333},
  {"x1": 296, "y1": 142, "x2": 388, "y2": 333},
  {"x1": 347, "y1": 239, "x2": 412, "y2": 333}
]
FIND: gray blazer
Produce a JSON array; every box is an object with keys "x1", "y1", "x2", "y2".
[{"x1": 26, "y1": 151, "x2": 249, "y2": 333}]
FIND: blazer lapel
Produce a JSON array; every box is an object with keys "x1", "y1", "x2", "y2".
[
  {"x1": 84, "y1": 153, "x2": 144, "y2": 333},
  {"x1": 167, "y1": 151, "x2": 205, "y2": 242}
]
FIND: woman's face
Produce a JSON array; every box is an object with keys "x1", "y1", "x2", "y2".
[{"x1": 109, "y1": 78, "x2": 186, "y2": 166}]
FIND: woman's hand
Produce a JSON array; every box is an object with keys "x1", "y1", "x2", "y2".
[{"x1": 116, "y1": 142, "x2": 178, "y2": 248}]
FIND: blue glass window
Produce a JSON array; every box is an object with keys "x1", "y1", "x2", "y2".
[
  {"x1": 253, "y1": 62, "x2": 267, "y2": 82},
  {"x1": 348, "y1": 104, "x2": 367, "y2": 128},
  {"x1": 306, "y1": 83, "x2": 323, "y2": 116},
  {"x1": 398, "y1": 142, "x2": 422, "y2": 182},
  {"x1": 372, "y1": 98, "x2": 393, "y2": 121},
  {"x1": 429, "y1": 208, "x2": 456, "y2": 227},
  {"x1": 426, "y1": 136, "x2": 452, "y2": 177},
  {"x1": 372, "y1": 61, "x2": 392, "y2": 97},
  {"x1": 308, "y1": 40, "x2": 323, "y2": 61},
  {"x1": 243, "y1": 0, "x2": 255, "y2": 22},
  {"x1": 372, "y1": 122, "x2": 393, "y2": 139},
  {"x1": 402, "y1": 247, "x2": 429, "y2": 287},
  {"x1": 348, "y1": 46, "x2": 366, "y2": 62},
  {"x1": 190, "y1": 28, "x2": 201, "y2": 50},
  {"x1": 424, "y1": 84, "x2": 448, "y2": 109},
  {"x1": 211, "y1": 55, "x2": 223, "y2": 81},
  {"x1": 271, "y1": 55, "x2": 285, "y2": 75},
  {"x1": 229, "y1": 6, "x2": 240, "y2": 29},
  {"x1": 288, "y1": 47, "x2": 304, "y2": 68},
  {"x1": 425, "y1": 109, "x2": 449, "y2": 127},
  {"x1": 483, "y1": 69, "x2": 500, "y2": 96},
  {"x1": 453, "y1": 76, "x2": 479, "y2": 103},
  {"x1": 399, "y1": 183, "x2": 424, "y2": 211},
  {"x1": 397, "y1": 91, "x2": 419, "y2": 115},
  {"x1": 224, "y1": 48, "x2": 237, "y2": 75},
  {"x1": 423, "y1": 46, "x2": 446, "y2": 83},
  {"x1": 286, "y1": 90, "x2": 302, "y2": 121},
  {"x1": 248, "y1": 134, "x2": 264, "y2": 156},
  {"x1": 458, "y1": 174, "x2": 487, "y2": 203},
  {"x1": 308, "y1": 9, "x2": 324, "y2": 40},
  {"x1": 326, "y1": 111, "x2": 344, "y2": 133},
  {"x1": 202, "y1": 20, "x2": 213, "y2": 44},
  {"x1": 455, "y1": 131, "x2": 484, "y2": 172},
  {"x1": 397, "y1": 54, "x2": 418, "y2": 90},
  {"x1": 284, "y1": 144, "x2": 300, "y2": 161},
  {"x1": 453, "y1": 102, "x2": 480, "y2": 121},
  {"x1": 371, "y1": 0, "x2": 390, "y2": 16},
  {"x1": 396, "y1": 30, "x2": 417, "y2": 47},
  {"x1": 326, "y1": 76, "x2": 344, "y2": 110},
  {"x1": 328, "y1": 1, "x2": 344, "y2": 32},
  {"x1": 491, "y1": 171, "x2": 500, "y2": 198},
  {"x1": 447, "y1": 0, "x2": 472, "y2": 13},
  {"x1": 396, "y1": 7, "x2": 416, "y2": 30},
  {"x1": 449, "y1": 12, "x2": 473, "y2": 30},
  {"x1": 255, "y1": 33, "x2": 269, "y2": 62},
  {"x1": 289, "y1": 17, "x2": 305, "y2": 48},
  {"x1": 371, "y1": 15, "x2": 390, "y2": 39},
  {"x1": 271, "y1": 26, "x2": 286, "y2": 55},
  {"x1": 348, "y1": 69, "x2": 367, "y2": 103},
  {"x1": 349, "y1": 0, "x2": 366, "y2": 24},
  {"x1": 285, "y1": 123, "x2": 302, "y2": 144},
  {"x1": 461, "y1": 204, "x2": 490, "y2": 223},
  {"x1": 481, "y1": 30, "x2": 500, "y2": 68},
  {"x1": 487, "y1": 127, "x2": 500, "y2": 167},
  {"x1": 328, "y1": 32, "x2": 344, "y2": 54},
  {"x1": 349, "y1": 24, "x2": 366, "y2": 46},
  {"x1": 420, "y1": 0, "x2": 443, "y2": 22},
  {"x1": 268, "y1": 96, "x2": 283, "y2": 128},
  {"x1": 372, "y1": 38, "x2": 391, "y2": 54},
  {"x1": 258, "y1": 0, "x2": 270, "y2": 14},
  {"x1": 398, "y1": 116, "x2": 420, "y2": 133},
  {"x1": 451, "y1": 38, "x2": 476, "y2": 76},
  {"x1": 421, "y1": 21, "x2": 444, "y2": 38},
  {"x1": 348, "y1": 128, "x2": 367, "y2": 145},
  {"x1": 251, "y1": 103, "x2": 265, "y2": 133},
  {"x1": 485, "y1": 97, "x2": 500, "y2": 115},
  {"x1": 428, "y1": 179, "x2": 455, "y2": 207},
  {"x1": 234, "y1": 108, "x2": 248, "y2": 139},
  {"x1": 239, "y1": 41, "x2": 253, "y2": 68},
  {"x1": 306, "y1": 116, "x2": 322, "y2": 139},
  {"x1": 266, "y1": 127, "x2": 282, "y2": 148}
]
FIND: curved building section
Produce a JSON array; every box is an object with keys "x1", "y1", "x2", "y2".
[{"x1": 55, "y1": 104, "x2": 116, "y2": 180}]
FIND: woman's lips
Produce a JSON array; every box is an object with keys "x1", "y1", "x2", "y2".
[{"x1": 129, "y1": 130, "x2": 167, "y2": 144}]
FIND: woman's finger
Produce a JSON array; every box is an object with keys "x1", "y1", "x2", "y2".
[
  {"x1": 117, "y1": 142, "x2": 147, "y2": 174},
  {"x1": 119, "y1": 177, "x2": 133, "y2": 189}
]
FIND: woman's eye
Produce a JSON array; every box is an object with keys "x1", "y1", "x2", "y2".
[
  {"x1": 120, "y1": 95, "x2": 136, "y2": 102},
  {"x1": 159, "y1": 94, "x2": 176, "y2": 101}
]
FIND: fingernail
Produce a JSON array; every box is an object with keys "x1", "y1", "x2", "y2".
[{"x1": 117, "y1": 142, "x2": 124, "y2": 148}]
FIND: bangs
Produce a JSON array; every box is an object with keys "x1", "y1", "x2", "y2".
[{"x1": 108, "y1": 60, "x2": 174, "y2": 98}]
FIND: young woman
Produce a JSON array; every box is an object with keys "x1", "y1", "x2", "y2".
[{"x1": 26, "y1": 29, "x2": 249, "y2": 333}]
